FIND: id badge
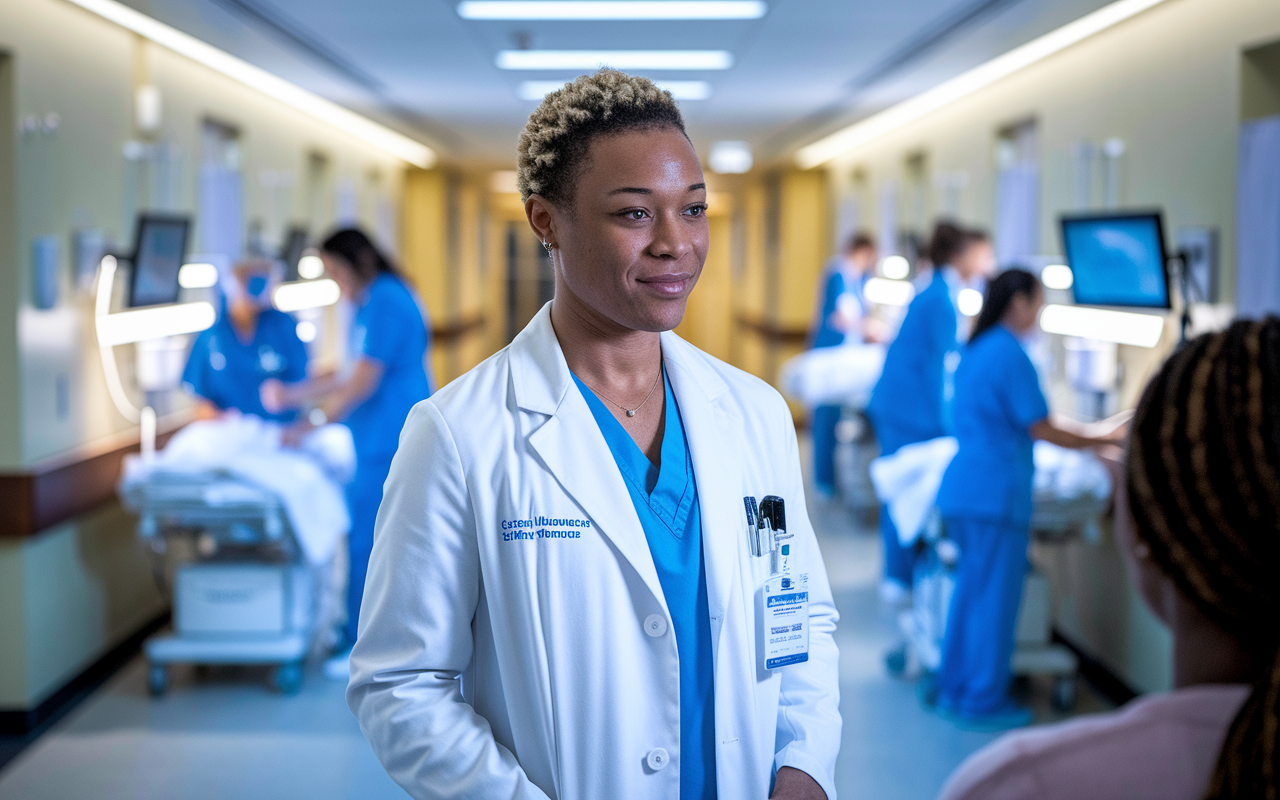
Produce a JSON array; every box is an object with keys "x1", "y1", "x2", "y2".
[{"x1": 761, "y1": 572, "x2": 809, "y2": 670}]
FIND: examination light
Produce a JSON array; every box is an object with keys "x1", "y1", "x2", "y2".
[
  {"x1": 297, "y1": 254, "x2": 325, "y2": 280},
  {"x1": 459, "y1": 1, "x2": 767, "y2": 19},
  {"x1": 957, "y1": 287, "x2": 984, "y2": 317},
  {"x1": 795, "y1": 0, "x2": 1173, "y2": 167},
  {"x1": 274, "y1": 279, "x2": 341, "y2": 312},
  {"x1": 496, "y1": 50, "x2": 733, "y2": 70},
  {"x1": 863, "y1": 278, "x2": 915, "y2": 307},
  {"x1": 64, "y1": 0, "x2": 434, "y2": 167},
  {"x1": 518, "y1": 80, "x2": 711, "y2": 101},
  {"x1": 177, "y1": 262, "x2": 219, "y2": 289},
  {"x1": 1039, "y1": 304, "x2": 1165, "y2": 348},
  {"x1": 880, "y1": 255, "x2": 910, "y2": 280},
  {"x1": 1041, "y1": 264, "x2": 1074, "y2": 290},
  {"x1": 96, "y1": 302, "x2": 217, "y2": 346}
]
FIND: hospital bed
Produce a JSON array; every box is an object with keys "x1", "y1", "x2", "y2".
[
  {"x1": 118, "y1": 416, "x2": 353, "y2": 696},
  {"x1": 875, "y1": 440, "x2": 1112, "y2": 711},
  {"x1": 124, "y1": 472, "x2": 314, "y2": 695}
]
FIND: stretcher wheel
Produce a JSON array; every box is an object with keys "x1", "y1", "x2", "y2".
[
  {"x1": 274, "y1": 661, "x2": 303, "y2": 695},
  {"x1": 148, "y1": 663, "x2": 168, "y2": 697},
  {"x1": 1052, "y1": 676, "x2": 1078, "y2": 711}
]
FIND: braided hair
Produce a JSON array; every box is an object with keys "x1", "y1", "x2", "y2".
[{"x1": 1126, "y1": 317, "x2": 1280, "y2": 799}]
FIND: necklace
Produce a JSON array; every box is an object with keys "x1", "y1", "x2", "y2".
[{"x1": 581, "y1": 367, "x2": 662, "y2": 418}]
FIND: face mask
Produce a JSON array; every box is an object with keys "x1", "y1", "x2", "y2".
[{"x1": 246, "y1": 274, "x2": 269, "y2": 298}]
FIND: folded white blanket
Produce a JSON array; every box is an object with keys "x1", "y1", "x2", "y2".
[
  {"x1": 869, "y1": 437, "x2": 958, "y2": 547},
  {"x1": 120, "y1": 415, "x2": 354, "y2": 565},
  {"x1": 869, "y1": 438, "x2": 1113, "y2": 546},
  {"x1": 781, "y1": 343, "x2": 887, "y2": 409}
]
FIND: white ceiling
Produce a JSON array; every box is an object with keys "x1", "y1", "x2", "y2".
[{"x1": 121, "y1": 0, "x2": 1116, "y2": 164}]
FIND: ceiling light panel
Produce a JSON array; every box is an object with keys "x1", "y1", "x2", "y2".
[
  {"x1": 459, "y1": 1, "x2": 766, "y2": 20},
  {"x1": 517, "y1": 79, "x2": 711, "y2": 100},
  {"x1": 496, "y1": 50, "x2": 733, "y2": 70}
]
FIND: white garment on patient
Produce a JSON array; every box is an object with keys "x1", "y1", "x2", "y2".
[{"x1": 120, "y1": 415, "x2": 354, "y2": 564}]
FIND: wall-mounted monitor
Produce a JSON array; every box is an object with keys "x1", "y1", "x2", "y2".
[
  {"x1": 279, "y1": 226, "x2": 309, "y2": 282},
  {"x1": 129, "y1": 214, "x2": 190, "y2": 307},
  {"x1": 1060, "y1": 211, "x2": 1170, "y2": 309}
]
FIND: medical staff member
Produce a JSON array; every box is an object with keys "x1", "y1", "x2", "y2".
[
  {"x1": 808, "y1": 232, "x2": 881, "y2": 497},
  {"x1": 183, "y1": 258, "x2": 308, "y2": 421},
  {"x1": 932, "y1": 269, "x2": 1119, "y2": 730},
  {"x1": 347, "y1": 69, "x2": 840, "y2": 800},
  {"x1": 261, "y1": 228, "x2": 433, "y2": 680},
  {"x1": 866, "y1": 223, "x2": 993, "y2": 600}
]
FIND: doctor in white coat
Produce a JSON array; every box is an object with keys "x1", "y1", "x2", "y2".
[{"x1": 348, "y1": 68, "x2": 841, "y2": 800}]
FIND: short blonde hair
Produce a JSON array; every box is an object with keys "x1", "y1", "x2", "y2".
[{"x1": 516, "y1": 68, "x2": 687, "y2": 204}]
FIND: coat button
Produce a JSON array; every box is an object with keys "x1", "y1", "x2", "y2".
[
  {"x1": 646, "y1": 747, "x2": 669, "y2": 771},
  {"x1": 643, "y1": 614, "x2": 668, "y2": 637}
]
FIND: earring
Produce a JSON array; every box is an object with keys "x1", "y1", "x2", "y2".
[{"x1": 542, "y1": 240, "x2": 553, "y2": 253}]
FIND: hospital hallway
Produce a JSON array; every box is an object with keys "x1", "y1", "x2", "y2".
[
  {"x1": 0, "y1": 435, "x2": 1110, "y2": 800},
  {"x1": 5, "y1": 0, "x2": 1280, "y2": 795}
]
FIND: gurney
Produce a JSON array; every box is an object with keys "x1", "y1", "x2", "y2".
[
  {"x1": 873, "y1": 439, "x2": 1113, "y2": 710},
  {"x1": 119, "y1": 416, "x2": 353, "y2": 696}
]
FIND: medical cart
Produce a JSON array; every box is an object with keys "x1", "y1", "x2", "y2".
[{"x1": 123, "y1": 471, "x2": 316, "y2": 696}]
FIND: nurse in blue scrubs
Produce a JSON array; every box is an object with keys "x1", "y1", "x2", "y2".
[
  {"x1": 183, "y1": 258, "x2": 308, "y2": 421},
  {"x1": 808, "y1": 232, "x2": 881, "y2": 497},
  {"x1": 261, "y1": 228, "x2": 433, "y2": 678},
  {"x1": 933, "y1": 269, "x2": 1118, "y2": 730},
  {"x1": 866, "y1": 223, "x2": 994, "y2": 598}
]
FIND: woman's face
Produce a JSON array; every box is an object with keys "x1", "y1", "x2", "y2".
[
  {"x1": 1004, "y1": 285, "x2": 1044, "y2": 335},
  {"x1": 321, "y1": 251, "x2": 361, "y2": 299},
  {"x1": 528, "y1": 126, "x2": 709, "y2": 334},
  {"x1": 955, "y1": 240, "x2": 996, "y2": 282}
]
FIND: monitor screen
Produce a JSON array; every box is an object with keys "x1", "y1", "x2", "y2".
[
  {"x1": 1060, "y1": 212, "x2": 1170, "y2": 309},
  {"x1": 279, "y1": 226, "x2": 309, "y2": 282},
  {"x1": 129, "y1": 215, "x2": 190, "y2": 307}
]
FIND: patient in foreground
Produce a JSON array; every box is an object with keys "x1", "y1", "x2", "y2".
[{"x1": 940, "y1": 317, "x2": 1279, "y2": 800}]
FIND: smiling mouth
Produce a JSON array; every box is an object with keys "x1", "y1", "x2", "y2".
[{"x1": 637, "y1": 273, "x2": 694, "y2": 297}]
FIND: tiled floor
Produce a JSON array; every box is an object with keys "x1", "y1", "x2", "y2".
[{"x1": 0, "y1": 436, "x2": 1111, "y2": 800}]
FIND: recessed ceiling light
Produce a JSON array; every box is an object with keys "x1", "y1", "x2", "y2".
[
  {"x1": 459, "y1": 1, "x2": 766, "y2": 20},
  {"x1": 518, "y1": 79, "x2": 711, "y2": 100},
  {"x1": 708, "y1": 140, "x2": 752, "y2": 173},
  {"x1": 496, "y1": 50, "x2": 733, "y2": 70}
]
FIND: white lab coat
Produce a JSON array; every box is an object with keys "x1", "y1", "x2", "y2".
[{"x1": 348, "y1": 304, "x2": 841, "y2": 800}]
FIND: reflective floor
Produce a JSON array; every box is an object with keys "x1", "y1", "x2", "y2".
[{"x1": 0, "y1": 436, "x2": 1109, "y2": 800}]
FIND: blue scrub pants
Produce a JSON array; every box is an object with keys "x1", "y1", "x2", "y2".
[
  {"x1": 811, "y1": 405, "x2": 841, "y2": 494},
  {"x1": 345, "y1": 455, "x2": 394, "y2": 644},
  {"x1": 936, "y1": 517, "x2": 1030, "y2": 715},
  {"x1": 870, "y1": 425, "x2": 918, "y2": 588}
]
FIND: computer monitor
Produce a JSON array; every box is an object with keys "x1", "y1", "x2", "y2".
[
  {"x1": 1060, "y1": 211, "x2": 1171, "y2": 309},
  {"x1": 128, "y1": 214, "x2": 190, "y2": 307},
  {"x1": 279, "y1": 226, "x2": 309, "y2": 282}
]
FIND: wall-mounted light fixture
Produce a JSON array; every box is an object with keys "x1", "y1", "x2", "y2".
[{"x1": 65, "y1": 0, "x2": 435, "y2": 167}]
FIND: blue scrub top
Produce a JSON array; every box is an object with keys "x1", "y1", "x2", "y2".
[
  {"x1": 572, "y1": 368, "x2": 717, "y2": 800},
  {"x1": 936, "y1": 325, "x2": 1049, "y2": 525},
  {"x1": 182, "y1": 307, "x2": 308, "y2": 422},
  {"x1": 866, "y1": 269, "x2": 959, "y2": 449},
  {"x1": 345, "y1": 273, "x2": 433, "y2": 461},
  {"x1": 811, "y1": 262, "x2": 864, "y2": 349}
]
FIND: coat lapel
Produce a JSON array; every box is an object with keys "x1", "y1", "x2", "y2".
[
  {"x1": 661, "y1": 333, "x2": 740, "y2": 630},
  {"x1": 513, "y1": 305, "x2": 668, "y2": 613}
]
